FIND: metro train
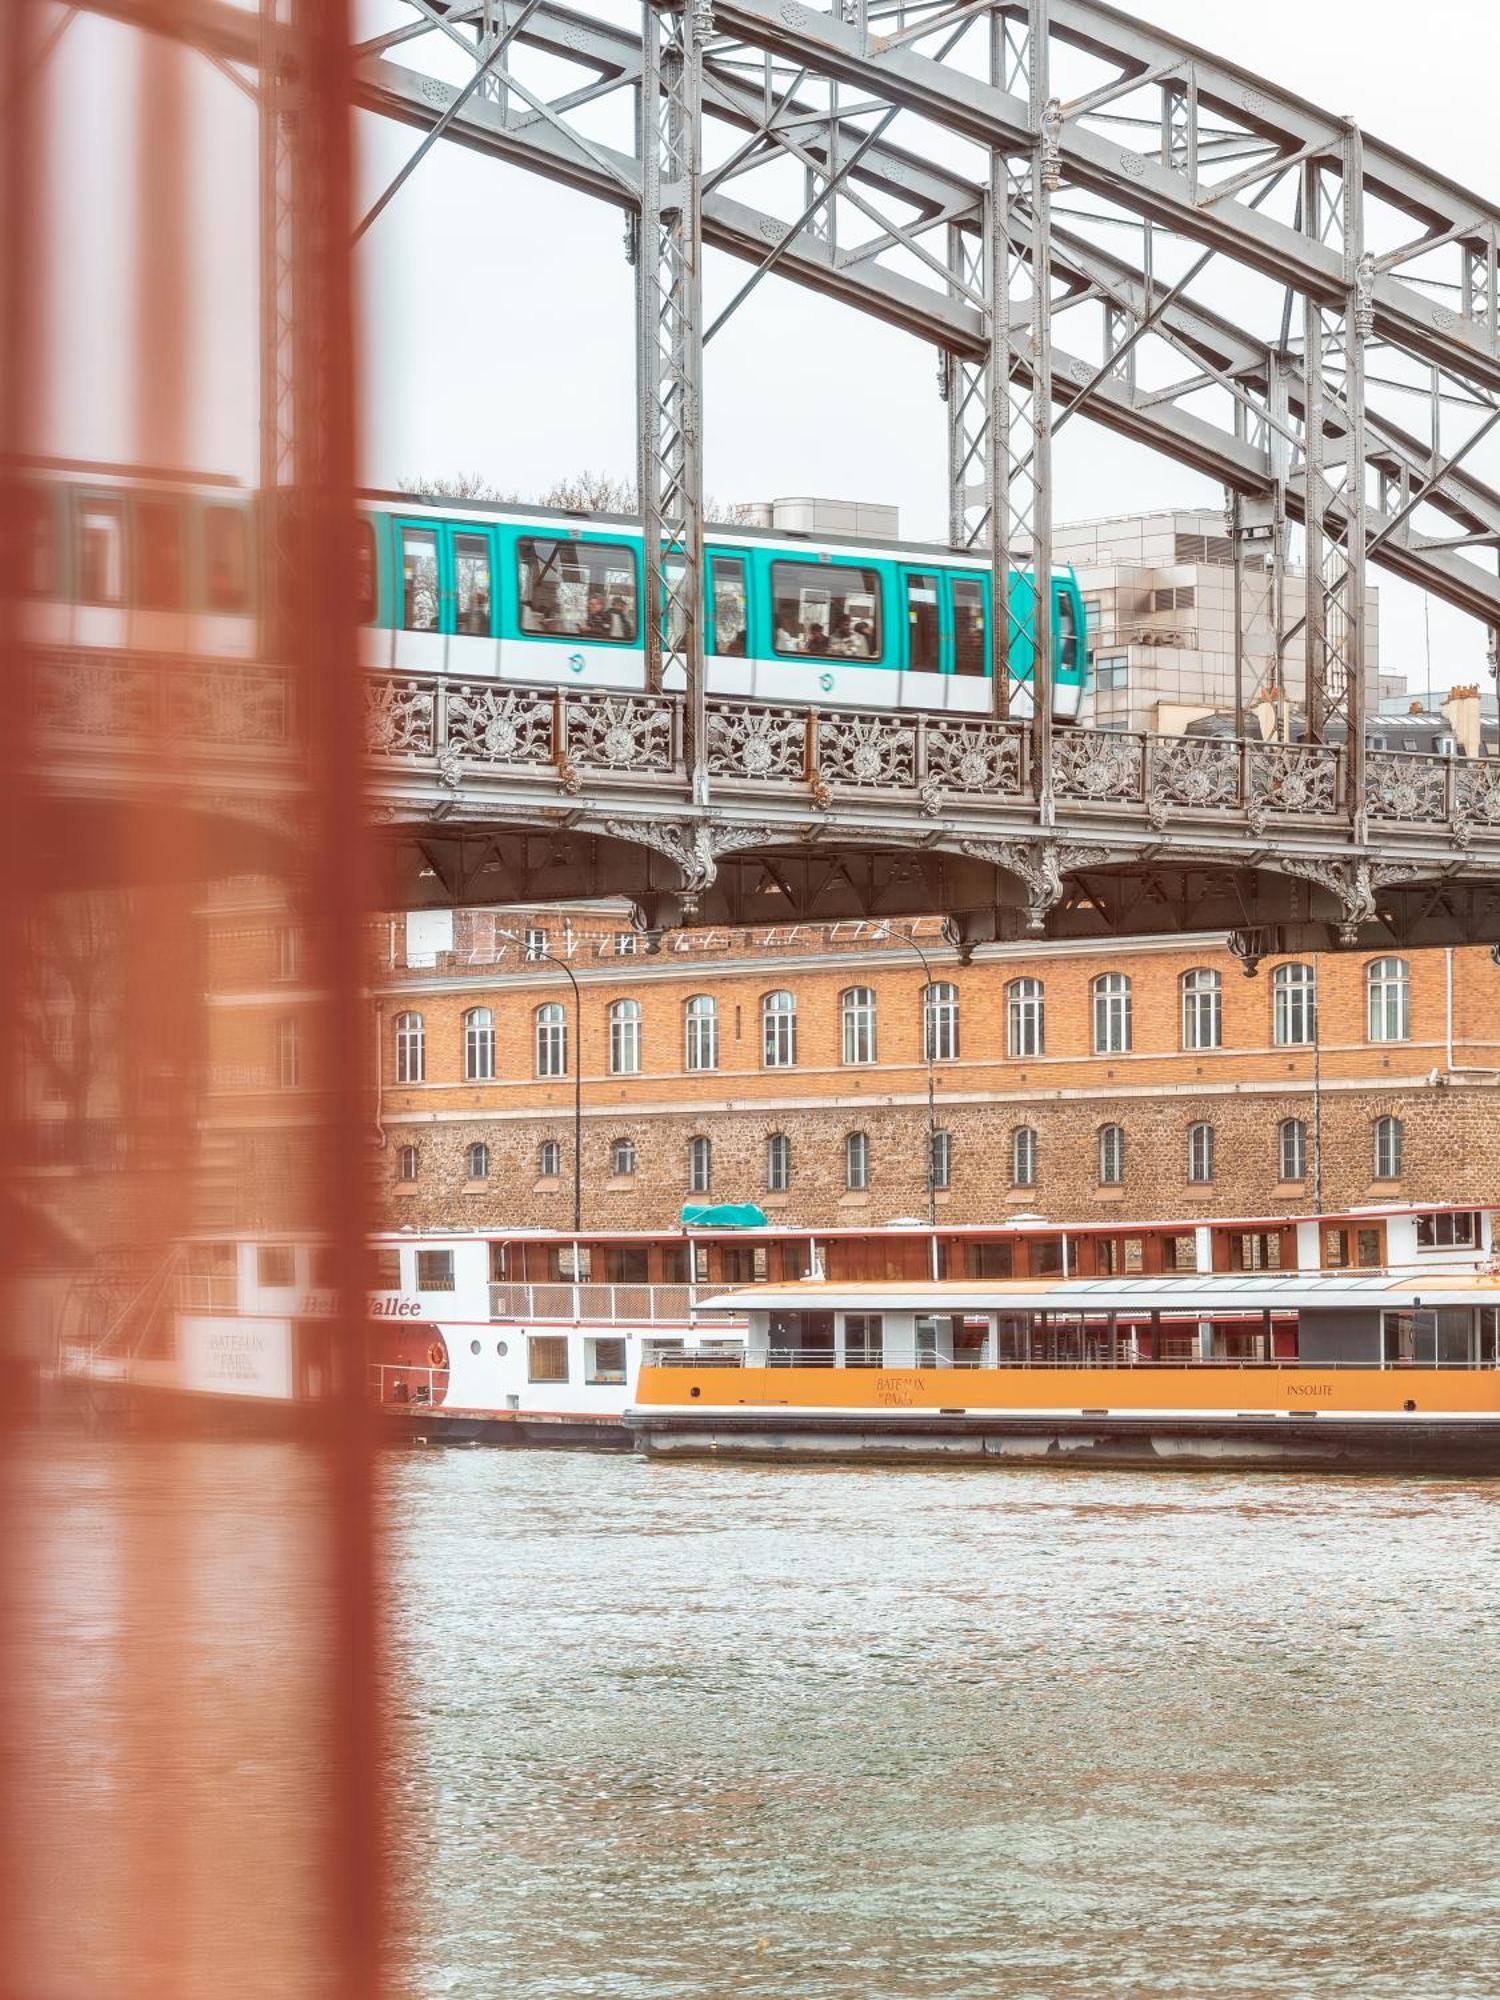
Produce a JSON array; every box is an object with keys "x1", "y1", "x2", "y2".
[{"x1": 17, "y1": 461, "x2": 1091, "y2": 718}]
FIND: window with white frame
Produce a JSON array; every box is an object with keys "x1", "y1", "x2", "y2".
[
  {"x1": 1278, "y1": 1117, "x2": 1307, "y2": 1182},
  {"x1": 610, "y1": 1136, "x2": 636, "y2": 1177},
  {"x1": 523, "y1": 927, "x2": 546, "y2": 963},
  {"x1": 397, "y1": 1144, "x2": 418, "y2": 1183},
  {"x1": 1415, "y1": 1210, "x2": 1477, "y2": 1250},
  {"x1": 1367, "y1": 958, "x2": 1411, "y2": 1042},
  {"x1": 762, "y1": 989, "x2": 798, "y2": 1068},
  {"x1": 845, "y1": 1130, "x2": 870, "y2": 1191},
  {"x1": 1007, "y1": 977, "x2": 1045, "y2": 1058},
  {"x1": 1180, "y1": 968, "x2": 1222, "y2": 1051},
  {"x1": 538, "y1": 1138, "x2": 561, "y2": 1177},
  {"x1": 465, "y1": 1141, "x2": 490, "y2": 1180},
  {"x1": 1092, "y1": 973, "x2": 1132, "y2": 1054},
  {"x1": 463, "y1": 1006, "x2": 495, "y2": 1081},
  {"x1": 1098, "y1": 1123, "x2": 1124, "y2": 1186},
  {"x1": 1273, "y1": 963, "x2": 1316, "y2": 1047},
  {"x1": 684, "y1": 994, "x2": 719, "y2": 1072},
  {"x1": 608, "y1": 998, "x2": 641, "y2": 1075},
  {"x1": 930, "y1": 1128, "x2": 952, "y2": 1191},
  {"x1": 394, "y1": 1010, "x2": 425, "y2": 1083},
  {"x1": 1188, "y1": 1121, "x2": 1215, "y2": 1183},
  {"x1": 688, "y1": 1135, "x2": 712, "y2": 1194},
  {"x1": 535, "y1": 1002, "x2": 567, "y2": 1077},
  {"x1": 923, "y1": 981, "x2": 960, "y2": 1062},
  {"x1": 1010, "y1": 1126, "x2": 1037, "y2": 1187},
  {"x1": 276, "y1": 1016, "x2": 302, "y2": 1090},
  {"x1": 1373, "y1": 1114, "x2": 1404, "y2": 1180},
  {"x1": 766, "y1": 1132, "x2": 791, "y2": 1193},
  {"x1": 841, "y1": 986, "x2": 877, "y2": 1065}
]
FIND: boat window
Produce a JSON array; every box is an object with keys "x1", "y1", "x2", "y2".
[
  {"x1": 952, "y1": 576, "x2": 986, "y2": 675},
  {"x1": 602, "y1": 1245, "x2": 648, "y2": 1284},
  {"x1": 371, "y1": 1248, "x2": 402, "y2": 1289},
  {"x1": 454, "y1": 532, "x2": 492, "y2": 636},
  {"x1": 1415, "y1": 1209, "x2": 1478, "y2": 1250},
  {"x1": 78, "y1": 499, "x2": 124, "y2": 605},
  {"x1": 1322, "y1": 1227, "x2": 1349, "y2": 1269},
  {"x1": 969, "y1": 1240, "x2": 1013, "y2": 1278},
  {"x1": 1032, "y1": 1237, "x2": 1064, "y2": 1276},
  {"x1": 204, "y1": 505, "x2": 250, "y2": 613},
  {"x1": 355, "y1": 518, "x2": 378, "y2": 623},
  {"x1": 1231, "y1": 1231, "x2": 1282, "y2": 1271},
  {"x1": 905, "y1": 572, "x2": 941, "y2": 673},
  {"x1": 1169, "y1": 1233, "x2": 1196, "y2": 1272},
  {"x1": 844, "y1": 1314, "x2": 884, "y2": 1367},
  {"x1": 771, "y1": 560, "x2": 881, "y2": 660},
  {"x1": 528, "y1": 1335, "x2": 570, "y2": 1383},
  {"x1": 711, "y1": 554, "x2": 747, "y2": 656},
  {"x1": 401, "y1": 528, "x2": 440, "y2": 631},
  {"x1": 1357, "y1": 1227, "x2": 1384, "y2": 1268},
  {"x1": 257, "y1": 1244, "x2": 294, "y2": 1288},
  {"x1": 586, "y1": 1337, "x2": 627, "y2": 1385},
  {"x1": 518, "y1": 537, "x2": 638, "y2": 642},
  {"x1": 416, "y1": 1249, "x2": 454, "y2": 1292}
]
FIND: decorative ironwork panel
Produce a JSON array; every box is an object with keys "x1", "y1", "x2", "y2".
[
  {"x1": 1053, "y1": 727, "x2": 1144, "y2": 804},
  {"x1": 923, "y1": 719, "x2": 1025, "y2": 798},
  {"x1": 815, "y1": 711, "x2": 916, "y2": 789},
  {"x1": 364, "y1": 678, "x2": 435, "y2": 758},
  {"x1": 34, "y1": 651, "x2": 158, "y2": 739},
  {"x1": 1454, "y1": 759, "x2": 1500, "y2": 837},
  {"x1": 706, "y1": 703, "x2": 805, "y2": 781},
  {"x1": 564, "y1": 691, "x2": 675, "y2": 772},
  {"x1": 168, "y1": 664, "x2": 291, "y2": 747},
  {"x1": 444, "y1": 685, "x2": 553, "y2": 766},
  {"x1": 1246, "y1": 742, "x2": 1340, "y2": 818},
  {"x1": 1365, "y1": 750, "x2": 1449, "y2": 824},
  {"x1": 1146, "y1": 736, "x2": 1241, "y2": 815}
]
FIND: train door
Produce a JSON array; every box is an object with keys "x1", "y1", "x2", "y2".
[
  {"x1": 444, "y1": 521, "x2": 499, "y2": 677},
  {"x1": 71, "y1": 487, "x2": 130, "y2": 652},
  {"x1": 1051, "y1": 577, "x2": 1085, "y2": 719},
  {"x1": 897, "y1": 565, "x2": 947, "y2": 709},
  {"x1": 947, "y1": 572, "x2": 991, "y2": 713},
  {"x1": 705, "y1": 549, "x2": 752, "y2": 696},
  {"x1": 392, "y1": 515, "x2": 447, "y2": 673}
]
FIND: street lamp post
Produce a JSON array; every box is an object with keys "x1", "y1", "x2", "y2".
[
  {"x1": 497, "y1": 928, "x2": 583, "y2": 1236},
  {"x1": 871, "y1": 924, "x2": 943, "y2": 1281}
]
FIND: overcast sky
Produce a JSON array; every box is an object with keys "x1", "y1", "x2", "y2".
[{"x1": 40, "y1": 0, "x2": 1500, "y2": 690}]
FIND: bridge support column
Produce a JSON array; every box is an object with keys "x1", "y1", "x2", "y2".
[{"x1": 637, "y1": 0, "x2": 710, "y2": 804}]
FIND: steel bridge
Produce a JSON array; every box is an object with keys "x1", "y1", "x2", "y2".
[{"x1": 42, "y1": 0, "x2": 1500, "y2": 952}]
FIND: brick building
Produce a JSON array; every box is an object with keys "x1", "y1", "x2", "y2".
[{"x1": 354, "y1": 908, "x2": 1500, "y2": 1231}]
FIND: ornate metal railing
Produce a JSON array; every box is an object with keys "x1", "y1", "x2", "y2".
[{"x1": 33, "y1": 649, "x2": 295, "y2": 751}]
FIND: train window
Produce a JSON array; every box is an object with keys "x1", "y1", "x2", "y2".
[
  {"x1": 204, "y1": 506, "x2": 249, "y2": 613},
  {"x1": 354, "y1": 519, "x2": 377, "y2": 623},
  {"x1": 711, "y1": 555, "x2": 747, "y2": 655},
  {"x1": 18, "y1": 489, "x2": 53, "y2": 595},
  {"x1": 953, "y1": 576, "x2": 986, "y2": 675},
  {"x1": 135, "y1": 499, "x2": 184, "y2": 610},
  {"x1": 401, "y1": 528, "x2": 440, "y2": 631},
  {"x1": 517, "y1": 537, "x2": 637, "y2": 642},
  {"x1": 78, "y1": 499, "x2": 124, "y2": 605},
  {"x1": 905, "y1": 573, "x2": 941, "y2": 673},
  {"x1": 770, "y1": 560, "x2": 880, "y2": 659},
  {"x1": 454, "y1": 533, "x2": 492, "y2": 635},
  {"x1": 1056, "y1": 589, "x2": 1080, "y2": 670}
]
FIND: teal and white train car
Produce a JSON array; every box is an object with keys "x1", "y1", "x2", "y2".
[{"x1": 356, "y1": 493, "x2": 1090, "y2": 719}]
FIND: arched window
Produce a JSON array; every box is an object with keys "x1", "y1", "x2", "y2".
[
  {"x1": 394, "y1": 1010, "x2": 425, "y2": 1083},
  {"x1": 608, "y1": 998, "x2": 641, "y2": 1075},
  {"x1": 762, "y1": 989, "x2": 798, "y2": 1068},
  {"x1": 1180, "y1": 968, "x2": 1222, "y2": 1051},
  {"x1": 1092, "y1": 972, "x2": 1132, "y2": 1054},
  {"x1": 845, "y1": 1130, "x2": 870, "y2": 1191},
  {"x1": 1374, "y1": 1114, "x2": 1404, "y2": 1180},
  {"x1": 538, "y1": 1138, "x2": 561, "y2": 1178},
  {"x1": 397, "y1": 1143, "x2": 418, "y2": 1183},
  {"x1": 1272, "y1": 963, "x2": 1316, "y2": 1047},
  {"x1": 463, "y1": 1006, "x2": 495, "y2": 1082},
  {"x1": 930, "y1": 1128, "x2": 952, "y2": 1191},
  {"x1": 465, "y1": 1141, "x2": 490, "y2": 1180},
  {"x1": 1367, "y1": 958, "x2": 1411, "y2": 1043},
  {"x1": 1098, "y1": 1123, "x2": 1125, "y2": 1186},
  {"x1": 841, "y1": 986, "x2": 877, "y2": 1065},
  {"x1": 1010, "y1": 1126, "x2": 1037, "y2": 1187},
  {"x1": 1007, "y1": 977, "x2": 1045, "y2": 1058},
  {"x1": 535, "y1": 1002, "x2": 567, "y2": 1077},
  {"x1": 684, "y1": 994, "x2": 718, "y2": 1072},
  {"x1": 766, "y1": 1132, "x2": 791, "y2": 1193},
  {"x1": 1188, "y1": 1121, "x2": 1215, "y2": 1183},
  {"x1": 276, "y1": 1016, "x2": 302, "y2": 1090},
  {"x1": 610, "y1": 1136, "x2": 636, "y2": 1177},
  {"x1": 688, "y1": 1135, "x2": 712, "y2": 1194},
  {"x1": 1278, "y1": 1117, "x2": 1307, "y2": 1182},
  {"x1": 924, "y1": 981, "x2": 960, "y2": 1063}
]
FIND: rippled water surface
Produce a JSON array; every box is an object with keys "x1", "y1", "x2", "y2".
[{"x1": 387, "y1": 1453, "x2": 1500, "y2": 1999}]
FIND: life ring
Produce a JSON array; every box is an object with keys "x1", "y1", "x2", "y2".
[{"x1": 427, "y1": 1341, "x2": 446, "y2": 1369}]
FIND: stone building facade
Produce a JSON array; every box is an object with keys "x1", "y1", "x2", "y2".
[{"x1": 356, "y1": 909, "x2": 1500, "y2": 1231}]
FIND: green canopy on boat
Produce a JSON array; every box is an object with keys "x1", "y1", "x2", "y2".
[{"x1": 680, "y1": 1202, "x2": 769, "y2": 1229}]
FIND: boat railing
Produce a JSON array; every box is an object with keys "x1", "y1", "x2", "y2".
[
  {"x1": 368, "y1": 1362, "x2": 447, "y2": 1407},
  {"x1": 488, "y1": 1280, "x2": 720, "y2": 1325},
  {"x1": 652, "y1": 1348, "x2": 1499, "y2": 1372}
]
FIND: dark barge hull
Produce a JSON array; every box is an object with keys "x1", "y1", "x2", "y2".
[{"x1": 628, "y1": 1410, "x2": 1500, "y2": 1475}]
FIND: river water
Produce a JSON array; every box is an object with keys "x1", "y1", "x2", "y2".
[{"x1": 15, "y1": 1442, "x2": 1500, "y2": 1997}]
